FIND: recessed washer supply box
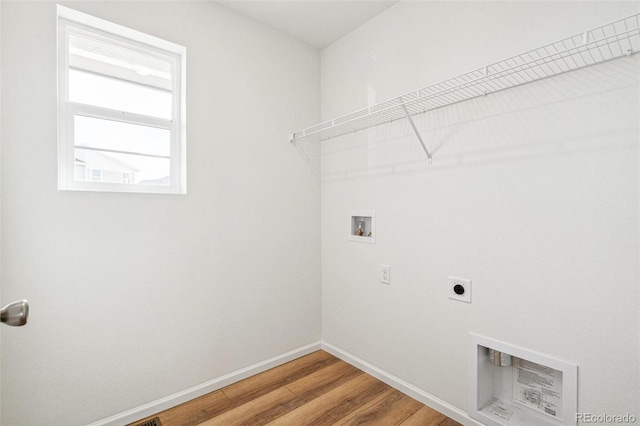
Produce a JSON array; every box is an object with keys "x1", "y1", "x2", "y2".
[
  {"x1": 349, "y1": 210, "x2": 376, "y2": 243},
  {"x1": 469, "y1": 333, "x2": 577, "y2": 426}
]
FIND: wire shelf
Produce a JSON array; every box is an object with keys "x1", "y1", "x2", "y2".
[{"x1": 289, "y1": 13, "x2": 640, "y2": 155}]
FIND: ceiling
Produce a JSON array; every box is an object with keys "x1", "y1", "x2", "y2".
[{"x1": 216, "y1": 1, "x2": 399, "y2": 49}]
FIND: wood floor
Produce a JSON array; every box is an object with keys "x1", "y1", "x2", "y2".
[{"x1": 130, "y1": 350, "x2": 461, "y2": 426}]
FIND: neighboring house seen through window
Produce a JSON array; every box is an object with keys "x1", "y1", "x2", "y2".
[{"x1": 57, "y1": 6, "x2": 186, "y2": 193}]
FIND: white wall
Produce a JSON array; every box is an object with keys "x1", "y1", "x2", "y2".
[
  {"x1": 320, "y1": 1, "x2": 639, "y2": 420},
  {"x1": 0, "y1": 2, "x2": 3, "y2": 422},
  {"x1": 0, "y1": 1, "x2": 320, "y2": 424}
]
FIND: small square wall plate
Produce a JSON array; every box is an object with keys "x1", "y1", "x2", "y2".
[{"x1": 448, "y1": 276, "x2": 471, "y2": 303}]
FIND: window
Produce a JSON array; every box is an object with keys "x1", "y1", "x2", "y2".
[{"x1": 57, "y1": 6, "x2": 186, "y2": 193}]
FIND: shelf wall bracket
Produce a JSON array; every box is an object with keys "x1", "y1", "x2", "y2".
[{"x1": 400, "y1": 102, "x2": 432, "y2": 164}]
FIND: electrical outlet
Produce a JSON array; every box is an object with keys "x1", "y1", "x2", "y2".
[
  {"x1": 380, "y1": 264, "x2": 390, "y2": 284},
  {"x1": 448, "y1": 276, "x2": 471, "y2": 303}
]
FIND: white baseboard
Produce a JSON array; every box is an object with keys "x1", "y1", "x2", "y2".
[
  {"x1": 321, "y1": 341, "x2": 482, "y2": 426},
  {"x1": 89, "y1": 341, "x2": 322, "y2": 426}
]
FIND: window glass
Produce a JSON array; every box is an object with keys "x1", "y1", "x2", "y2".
[
  {"x1": 68, "y1": 33, "x2": 172, "y2": 89},
  {"x1": 74, "y1": 149, "x2": 170, "y2": 186},
  {"x1": 74, "y1": 115, "x2": 171, "y2": 157},
  {"x1": 74, "y1": 115, "x2": 171, "y2": 186},
  {"x1": 69, "y1": 69, "x2": 172, "y2": 120}
]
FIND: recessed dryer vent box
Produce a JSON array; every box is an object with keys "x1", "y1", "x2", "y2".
[
  {"x1": 349, "y1": 210, "x2": 375, "y2": 244},
  {"x1": 469, "y1": 333, "x2": 577, "y2": 426}
]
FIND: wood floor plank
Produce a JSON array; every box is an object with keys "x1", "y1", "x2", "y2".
[
  {"x1": 198, "y1": 387, "x2": 299, "y2": 426},
  {"x1": 128, "y1": 390, "x2": 232, "y2": 426},
  {"x1": 398, "y1": 405, "x2": 454, "y2": 425},
  {"x1": 437, "y1": 417, "x2": 463, "y2": 426},
  {"x1": 334, "y1": 388, "x2": 424, "y2": 426},
  {"x1": 222, "y1": 350, "x2": 339, "y2": 405},
  {"x1": 266, "y1": 373, "x2": 390, "y2": 426},
  {"x1": 286, "y1": 360, "x2": 363, "y2": 402}
]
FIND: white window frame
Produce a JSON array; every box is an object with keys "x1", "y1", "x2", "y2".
[{"x1": 57, "y1": 5, "x2": 186, "y2": 194}]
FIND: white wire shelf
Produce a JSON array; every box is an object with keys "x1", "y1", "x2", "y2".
[{"x1": 289, "y1": 13, "x2": 640, "y2": 163}]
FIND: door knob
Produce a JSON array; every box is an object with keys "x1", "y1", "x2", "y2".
[{"x1": 1, "y1": 300, "x2": 29, "y2": 326}]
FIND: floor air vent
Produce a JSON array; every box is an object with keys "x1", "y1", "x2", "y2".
[{"x1": 133, "y1": 417, "x2": 162, "y2": 426}]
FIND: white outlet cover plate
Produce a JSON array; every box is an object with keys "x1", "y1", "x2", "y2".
[
  {"x1": 380, "y1": 264, "x2": 390, "y2": 284},
  {"x1": 448, "y1": 276, "x2": 471, "y2": 303}
]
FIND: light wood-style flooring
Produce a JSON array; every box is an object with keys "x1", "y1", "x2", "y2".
[{"x1": 130, "y1": 350, "x2": 462, "y2": 426}]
